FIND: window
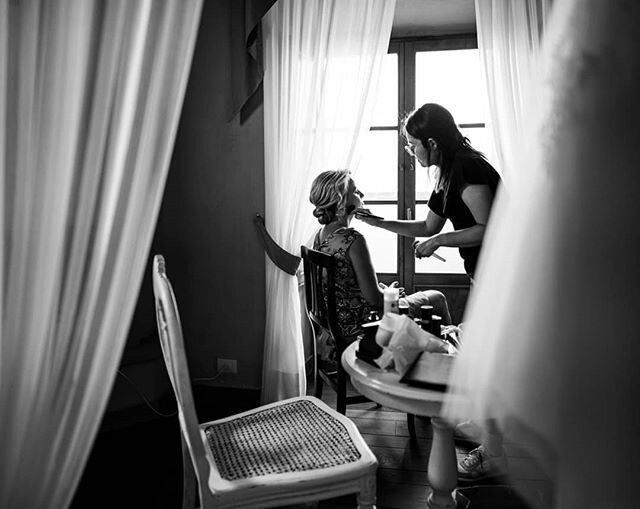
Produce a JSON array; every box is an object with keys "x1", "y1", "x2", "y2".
[{"x1": 356, "y1": 36, "x2": 494, "y2": 293}]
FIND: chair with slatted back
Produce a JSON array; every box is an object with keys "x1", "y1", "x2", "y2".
[
  {"x1": 301, "y1": 246, "x2": 417, "y2": 438},
  {"x1": 301, "y1": 245, "x2": 369, "y2": 414},
  {"x1": 152, "y1": 255, "x2": 378, "y2": 509}
]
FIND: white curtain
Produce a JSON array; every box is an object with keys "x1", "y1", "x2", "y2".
[
  {"x1": 475, "y1": 0, "x2": 552, "y2": 186},
  {"x1": 0, "y1": 1, "x2": 202, "y2": 507},
  {"x1": 444, "y1": 0, "x2": 640, "y2": 507},
  {"x1": 261, "y1": 0, "x2": 396, "y2": 403}
]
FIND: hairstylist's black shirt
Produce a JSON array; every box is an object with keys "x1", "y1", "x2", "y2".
[{"x1": 428, "y1": 150, "x2": 501, "y2": 276}]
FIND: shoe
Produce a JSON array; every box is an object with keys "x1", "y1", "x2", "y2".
[
  {"x1": 454, "y1": 420, "x2": 482, "y2": 442},
  {"x1": 457, "y1": 445, "x2": 507, "y2": 481}
]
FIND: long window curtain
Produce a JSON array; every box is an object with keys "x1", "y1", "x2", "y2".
[
  {"x1": 475, "y1": 0, "x2": 552, "y2": 186},
  {"x1": 261, "y1": 0, "x2": 396, "y2": 404},
  {"x1": 0, "y1": 1, "x2": 202, "y2": 507},
  {"x1": 444, "y1": 0, "x2": 640, "y2": 507}
]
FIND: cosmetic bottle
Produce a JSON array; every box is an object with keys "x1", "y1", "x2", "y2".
[
  {"x1": 431, "y1": 315, "x2": 442, "y2": 337},
  {"x1": 383, "y1": 287, "x2": 399, "y2": 315},
  {"x1": 420, "y1": 304, "x2": 433, "y2": 320}
]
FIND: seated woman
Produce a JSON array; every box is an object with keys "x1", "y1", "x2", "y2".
[{"x1": 308, "y1": 169, "x2": 452, "y2": 367}]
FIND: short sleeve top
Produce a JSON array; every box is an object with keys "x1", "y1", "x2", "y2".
[
  {"x1": 313, "y1": 227, "x2": 374, "y2": 341},
  {"x1": 428, "y1": 150, "x2": 501, "y2": 276}
]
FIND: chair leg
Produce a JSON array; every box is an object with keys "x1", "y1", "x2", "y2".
[
  {"x1": 337, "y1": 365, "x2": 347, "y2": 415},
  {"x1": 357, "y1": 473, "x2": 377, "y2": 509},
  {"x1": 314, "y1": 362, "x2": 323, "y2": 399},
  {"x1": 181, "y1": 436, "x2": 198, "y2": 509},
  {"x1": 407, "y1": 413, "x2": 417, "y2": 440}
]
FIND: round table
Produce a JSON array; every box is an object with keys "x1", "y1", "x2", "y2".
[{"x1": 342, "y1": 341, "x2": 468, "y2": 509}]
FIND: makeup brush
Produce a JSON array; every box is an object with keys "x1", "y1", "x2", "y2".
[
  {"x1": 354, "y1": 208, "x2": 384, "y2": 220},
  {"x1": 412, "y1": 239, "x2": 446, "y2": 262}
]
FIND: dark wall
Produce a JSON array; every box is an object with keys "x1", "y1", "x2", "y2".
[{"x1": 127, "y1": 0, "x2": 267, "y2": 392}]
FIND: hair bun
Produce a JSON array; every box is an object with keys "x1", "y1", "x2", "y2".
[{"x1": 313, "y1": 208, "x2": 330, "y2": 225}]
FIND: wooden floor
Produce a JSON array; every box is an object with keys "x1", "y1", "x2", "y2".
[
  {"x1": 311, "y1": 388, "x2": 553, "y2": 509},
  {"x1": 72, "y1": 384, "x2": 553, "y2": 509}
]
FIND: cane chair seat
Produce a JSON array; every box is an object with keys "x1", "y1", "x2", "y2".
[{"x1": 204, "y1": 399, "x2": 362, "y2": 480}]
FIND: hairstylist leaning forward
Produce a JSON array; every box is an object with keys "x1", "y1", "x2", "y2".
[{"x1": 356, "y1": 103, "x2": 501, "y2": 282}]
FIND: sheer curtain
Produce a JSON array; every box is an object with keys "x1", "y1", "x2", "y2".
[
  {"x1": 444, "y1": 0, "x2": 640, "y2": 507},
  {"x1": 0, "y1": 1, "x2": 202, "y2": 507},
  {"x1": 261, "y1": 0, "x2": 396, "y2": 404},
  {"x1": 475, "y1": 0, "x2": 552, "y2": 185}
]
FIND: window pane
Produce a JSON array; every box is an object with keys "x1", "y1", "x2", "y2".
[
  {"x1": 415, "y1": 162, "x2": 436, "y2": 202},
  {"x1": 370, "y1": 54, "x2": 398, "y2": 126},
  {"x1": 414, "y1": 205, "x2": 465, "y2": 274},
  {"x1": 460, "y1": 126, "x2": 497, "y2": 168},
  {"x1": 415, "y1": 49, "x2": 487, "y2": 124},
  {"x1": 355, "y1": 130, "x2": 397, "y2": 201},
  {"x1": 354, "y1": 204, "x2": 397, "y2": 274}
]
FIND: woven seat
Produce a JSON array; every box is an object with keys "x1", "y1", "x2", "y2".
[{"x1": 152, "y1": 255, "x2": 378, "y2": 508}]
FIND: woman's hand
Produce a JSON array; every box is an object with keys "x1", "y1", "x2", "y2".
[
  {"x1": 354, "y1": 208, "x2": 383, "y2": 226},
  {"x1": 413, "y1": 237, "x2": 441, "y2": 259}
]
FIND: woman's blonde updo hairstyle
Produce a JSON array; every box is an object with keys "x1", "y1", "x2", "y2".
[{"x1": 309, "y1": 170, "x2": 351, "y2": 225}]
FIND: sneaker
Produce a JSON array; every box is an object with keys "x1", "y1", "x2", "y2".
[
  {"x1": 457, "y1": 445, "x2": 507, "y2": 481},
  {"x1": 454, "y1": 420, "x2": 482, "y2": 442}
]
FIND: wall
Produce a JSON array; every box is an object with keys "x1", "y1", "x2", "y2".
[{"x1": 126, "y1": 0, "x2": 267, "y2": 393}]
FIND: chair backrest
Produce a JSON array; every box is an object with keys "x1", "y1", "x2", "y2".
[
  {"x1": 152, "y1": 255, "x2": 211, "y2": 502},
  {"x1": 300, "y1": 246, "x2": 346, "y2": 349}
]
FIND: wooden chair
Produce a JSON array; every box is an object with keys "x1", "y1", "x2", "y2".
[
  {"x1": 301, "y1": 246, "x2": 417, "y2": 438},
  {"x1": 152, "y1": 255, "x2": 378, "y2": 508}
]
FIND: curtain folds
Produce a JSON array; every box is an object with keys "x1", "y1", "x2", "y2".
[
  {"x1": 444, "y1": 0, "x2": 640, "y2": 507},
  {"x1": 261, "y1": 0, "x2": 396, "y2": 404},
  {"x1": 0, "y1": 1, "x2": 202, "y2": 507},
  {"x1": 475, "y1": 0, "x2": 552, "y2": 186}
]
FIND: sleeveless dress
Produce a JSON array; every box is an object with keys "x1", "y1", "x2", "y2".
[{"x1": 313, "y1": 227, "x2": 374, "y2": 364}]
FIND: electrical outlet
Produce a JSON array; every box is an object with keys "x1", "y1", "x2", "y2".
[{"x1": 217, "y1": 358, "x2": 237, "y2": 374}]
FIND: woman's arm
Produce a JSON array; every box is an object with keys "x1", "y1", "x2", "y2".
[
  {"x1": 357, "y1": 208, "x2": 446, "y2": 238},
  {"x1": 348, "y1": 235, "x2": 384, "y2": 309},
  {"x1": 414, "y1": 184, "x2": 493, "y2": 258}
]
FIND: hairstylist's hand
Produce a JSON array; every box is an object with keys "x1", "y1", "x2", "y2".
[
  {"x1": 413, "y1": 237, "x2": 441, "y2": 259},
  {"x1": 354, "y1": 208, "x2": 383, "y2": 226}
]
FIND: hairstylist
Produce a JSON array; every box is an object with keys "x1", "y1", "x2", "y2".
[{"x1": 356, "y1": 103, "x2": 501, "y2": 282}]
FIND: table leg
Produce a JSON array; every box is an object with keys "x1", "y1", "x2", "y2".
[{"x1": 427, "y1": 417, "x2": 457, "y2": 509}]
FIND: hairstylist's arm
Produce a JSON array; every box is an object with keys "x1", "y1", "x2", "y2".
[
  {"x1": 414, "y1": 185, "x2": 492, "y2": 258},
  {"x1": 349, "y1": 236, "x2": 384, "y2": 309},
  {"x1": 356, "y1": 208, "x2": 445, "y2": 238}
]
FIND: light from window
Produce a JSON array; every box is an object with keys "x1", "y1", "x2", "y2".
[
  {"x1": 354, "y1": 204, "x2": 397, "y2": 273},
  {"x1": 369, "y1": 54, "x2": 398, "y2": 126}
]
